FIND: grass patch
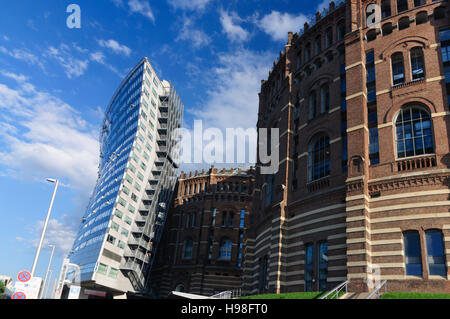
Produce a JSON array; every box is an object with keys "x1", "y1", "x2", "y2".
[
  {"x1": 239, "y1": 291, "x2": 345, "y2": 299},
  {"x1": 381, "y1": 292, "x2": 450, "y2": 299}
]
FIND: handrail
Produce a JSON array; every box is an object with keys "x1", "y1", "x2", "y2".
[
  {"x1": 319, "y1": 280, "x2": 348, "y2": 299},
  {"x1": 365, "y1": 280, "x2": 387, "y2": 299}
]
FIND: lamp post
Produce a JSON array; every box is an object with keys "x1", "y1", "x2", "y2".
[
  {"x1": 31, "y1": 179, "x2": 59, "y2": 277},
  {"x1": 40, "y1": 244, "x2": 55, "y2": 299}
]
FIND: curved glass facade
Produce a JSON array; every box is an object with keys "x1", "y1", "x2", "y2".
[{"x1": 69, "y1": 58, "x2": 183, "y2": 293}]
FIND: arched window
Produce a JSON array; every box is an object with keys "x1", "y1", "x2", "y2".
[
  {"x1": 305, "y1": 244, "x2": 314, "y2": 291},
  {"x1": 397, "y1": 0, "x2": 408, "y2": 13},
  {"x1": 395, "y1": 106, "x2": 433, "y2": 158},
  {"x1": 325, "y1": 27, "x2": 333, "y2": 48},
  {"x1": 219, "y1": 239, "x2": 232, "y2": 260},
  {"x1": 381, "y1": 0, "x2": 391, "y2": 18},
  {"x1": 297, "y1": 51, "x2": 302, "y2": 70},
  {"x1": 308, "y1": 90, "x2": 317, "y2": 120},
  {"x1": 182, "y1": 238, "x2": 193, "y2": 259},
  {"x1": 410, "y1": 47, "x2": 425, "y2": 80},
  {"x1": 416, "y1": 11, "x2": 428, "y2": 25},
  {"x1": 425, "y1": 230, "x2": 447, "y2": 277},
  {"x1": 366, "y1": 29, "x2": 377, "y2": 42},
  {"x1": 320, "y1": 84, "x2": 330, "y2": 113},
  {"x1": 318, "y1": 242, "x2": 328, "y2": 291},
  {"x1": 391, "y1": 52, "x2": 405, "y2": 85},
  {"x1": 403, "y1": 231, "x2": 422, "y2": 276},
  {"x1": 398, "y1": 16, "x2": 410, "y2": 30},
  {"x1": 308, "y1": 134, "x2": 331, "y2": 182},
  {"x1": 382, "y1": 22, "x2": 394, "y2": 36}
]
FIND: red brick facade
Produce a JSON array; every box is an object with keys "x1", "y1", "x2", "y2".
[
  {"x1": 150, "y1": 166, "x2": 255, "y2": 297},
  {"x1": 245, "y1": 0, "x2": 450, "y2": 295}
]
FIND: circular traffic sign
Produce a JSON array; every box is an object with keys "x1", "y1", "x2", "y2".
[
  {"x1": 17, "y1": 271, "x2": 31, "y2": 283},
  {"x1": 12, "y1": 292, "x2": 26, "y2": 299}
]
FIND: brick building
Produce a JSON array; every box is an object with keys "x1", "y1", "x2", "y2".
[
  {"x1": 244, "y1": 0, "x2": 450, "y2": 295},
  {"x1": 150, "y1": 166, "x2": 255, "y2": 297}
]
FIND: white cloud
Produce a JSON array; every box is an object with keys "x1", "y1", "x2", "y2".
[
  {"x1": 32, "y1": 219, "x2": 77, "y2": 256},
  {"x1": 46, "y1": 44, "x2": 89, "y2": 79},
  {"x1": 0, "y1": 70, "x2": 29, "y2": 82},
  {"x1": 128, "y1": 0, "x2": 155, "y2": 22},
  {"x1": 167, "y1": 0, "x2": 211, "y2": 11},
  {"x1": 257, "y1": 11, "x2": 308, "y2": 41},
  {"x1": 0, "y1": 46, "x2": 46, "y2": 71},
  {"x1": 176, "y1": 16, "x2": 211, "y2": 49},
  {"x1": 97, "y1": 39, "x2": 131, "y2": 56},
  {"x1": 0, "y1": 77, "x2": 99, "y2": 193},
  {"x1": 219, "y1": 10, "x2": 250, "y2": 43}
]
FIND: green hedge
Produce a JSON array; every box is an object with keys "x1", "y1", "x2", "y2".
[{"x1": 381, "y1": 292, "x2": 450, "y2": 299}]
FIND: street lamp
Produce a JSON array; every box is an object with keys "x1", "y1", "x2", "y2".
[
  {"x1": 30, "y1": 179, "x2": 59, "y2": 277},
  {"x1": 40, "y1": 244, "x2": 55, "y2": 299}
]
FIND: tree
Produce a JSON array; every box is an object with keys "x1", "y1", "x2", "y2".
[{"x1": 0, "y1": 281, "x2": 5, "y2": 299}]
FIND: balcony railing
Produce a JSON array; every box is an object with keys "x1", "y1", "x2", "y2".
[
  {"x1": 394, "y1": 154, "x2": 437, "y2": 172},
  {"x1": 306, "y1": 176, "x2": 330, "y2": 193}
]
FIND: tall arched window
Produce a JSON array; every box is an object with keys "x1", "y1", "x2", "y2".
[
  {"x1": 395, "y1": 106, "x2": 433, "y2": 158},
  {"x1": 320, "y1": 84, "x2": 330, "y2": 113},
  {"x1": 309, "y1": 90, "x2": 317, "y2": 120},
  {"x1": 403, "y1": 231, "x2": 422, "y2": 276},
  {"x1": 397, "y1": 0, "x2": 408, "y2": 13},
  {"x1": 337, "y1": 21, "x2": 345, "y2": 40},
  {"x1": 391, "y1": 52, "x2": 405, "y2": 85},
  {"x1": 305, "y1": 43, "x2": 311, "y2": 61},
  {"x1": 315, "y1": 35, "x2": 322, "y2": 55},
  {"x1": 325, "y1": 27, "x2": 333, "y2": 48},
  {"x1": 219, "y1": 239, "x2": 232, "y2": 260},
  {"x1": 425, "y1": 230, "x2": 447, "y2": 277},
  {"x1": 410, "y1": 47, "x2": 425, "y2": 80},
  {"x1": 308, "y1": 134, "x2": 331, "y2": 182},
  {"x1": 381, "y1": 0, "x2": 391, "y2": 18},
  {"x1": 182, "y1": 238, "x2": 193, "y2": 259}
]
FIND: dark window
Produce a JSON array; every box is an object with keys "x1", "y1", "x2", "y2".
[
  {"x1": 320, "y1": 85, "x2": 330, "y2": 113},
  {"x1": 337, "y1": 21, "x2": 345, "y2": 40},
  {"x1": 403, "y1": 231, "x2": 422, "y2": 276},
  {"x1": 410, "y1": 47, "x2": 425, "y2": 80},
  {"x1": 395, "y1": 106, "x2": 433, "y2": 158},
  {"x1": 397, "y1": 0, "x2": 408, "y2": 13},
  {"x1": 325, "y1": 28, "x2": 333, "y2": 48},
  {"x1": 318, "y1": 242, "x2": 328, "y2": 291},
  {"x1": 309, "y1": 91, "x2": 317, "y2": 120},
  {"x1": 182, "y1": 238, "x2": 193, "y2": 259},
  {"x1": 414, "y1": 0, "x2": 425, "y2": 7},
  {"x1": 381, "y1": 0, "x2": 391, "y2": 18},
  {"x1": 382, "y1": 23, "x2": 393, "y2": 36},
  {"x1": 308, "y1": 134, "x2": 331, "y2": 182},
  {"x1": 259, "y1": 256, "x2": 269, "y2": 293},
  {"x1": 305, "y1": 244, "x2": 314, "y2": 292},
  {"x1": 315, "y1": 36, "x2": 322, "y2": 55},
  {"x1": 425, "y1": 230, "x2": 447, "y2": 277},
  {"x1": 398, "y1": 16, "x2": 410, "y2": 30},
  {"x1": 392, "y1": 52, "x2": 405, "y2": 85},
  {"x1": 305, "y1": 44, "x2": 311, "y2": 61}
]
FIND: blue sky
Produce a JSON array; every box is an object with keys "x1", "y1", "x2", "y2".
[{"x1": 0, "y1": 0, "x2": 328, "y2": 290}]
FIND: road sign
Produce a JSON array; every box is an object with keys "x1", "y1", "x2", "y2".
[
  {"x1": 14, "y1": 277, "x2": 43, "y2": 299},
  {"x1": 17, "y1": 271, "x2": 31, "y2": 283},
  {"x1": 68, "y1": 285, "x2": 81, "y2": 299},
  {"x1": 12, "y1": 292, "x2": 26, "y2": 299}
]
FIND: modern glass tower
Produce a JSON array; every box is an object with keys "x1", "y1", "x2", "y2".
[{"x1": 69, "y1": 58, "x2": 183, "y2": 298}]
